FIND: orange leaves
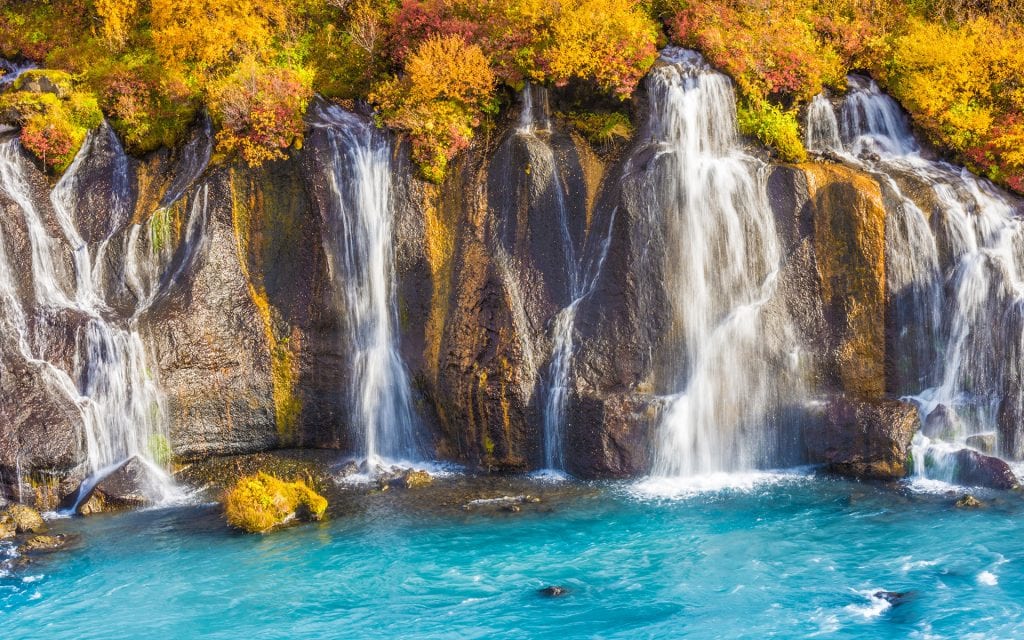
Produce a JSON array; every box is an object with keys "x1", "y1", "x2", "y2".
[{"x1": 370, "y1": 35, "x2": 495, "y2": 182}]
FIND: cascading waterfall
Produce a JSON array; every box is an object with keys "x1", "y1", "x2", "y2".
[
  {"x1": 514, "y1": 84, "x2": 618, "y2": 472},
  {"x1": 646, "y1": 49, "x2": 803, "y2": 478},
  {"x1": 312, "y1": 105, "x2": 422, "y2": 466},
  {"x1": 807, "y1": 77, "x2": 1024, "y2": 479},
  {"x1": 0, "y1": 133, "x2": 179, "y2": 506}
]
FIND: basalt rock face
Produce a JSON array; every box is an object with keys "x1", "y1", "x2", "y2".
[
  {"x1": 4, "y1": 84, "x2": 1016, "y2": 493},
  {"x1": 405, "y1": 120, "x2": 605, "y2": 471}
]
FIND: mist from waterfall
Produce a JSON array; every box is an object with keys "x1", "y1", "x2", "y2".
[
  {"x1": 806, "y1": 77, "x2": 1024, "y2": 476},
  {"x1": 644, "y1": 49, "x2": 804, "y2": 478},
  {"x1": 313, "y1": 105, "x2": 422, "y2": 467},
  {"x1": 0, "y1": 130, "x2": 182, "y2": 505}
]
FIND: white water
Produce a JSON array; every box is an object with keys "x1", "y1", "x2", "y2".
[
  {"x1": 646, "y1": 49, "x2": 802, "y2": 478},
  {"x1": 0, "y1": 134, "x2": 180, "y2": 506},
  {"x1": 806, "y1": 77, "x2": 1024, "y2": 474},
  {"x1": 312, "y1": 105, "x2": 422, "y2": 467}
]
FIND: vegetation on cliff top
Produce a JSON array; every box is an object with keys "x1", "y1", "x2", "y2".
[{"x1": 0, "y1": 0, "x2": 1021, "y2": 192}]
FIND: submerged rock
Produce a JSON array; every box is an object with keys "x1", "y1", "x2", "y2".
[
  {"x1": 873, "y1": 591, "x2": 911, "y2": 605},
  {"x1": 955, "y1": 495, "x2": 984, "y2": 509},
  {"x1": 19, "y1": 533, "x2": 75, "y2": 554},
  {"x1": 951, "y1": 449, "x2": 1019, "y2": 490},
  {"x1": 223, "y1": 472, "x2": 328, "y2": 534},
  {"x1": 804, "y1": 396, "x2": 918, "y2": 480},
  {"x1": 539, "y1": 586, "x2": 569, "y2": 597},
  {"x1": 3, "y1": 504, "x2": 46, "y2": 534},
  {"x1": 462, "y1": 495, "x2": 541, "y2": 512}
]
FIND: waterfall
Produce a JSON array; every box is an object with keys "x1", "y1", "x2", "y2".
[
  {"x1": 0, "y1": 135, "x2": 179, "y2": 506},
  {"x1": 808, "y1": 76, "x2": 1024, "y2": 476},
  {"x1": 645, "y1": 49, "x2": 802, "y2": 478},
  {"x1": 512, "y1": 84, "x2": 617, "y2": 473},
  {"x1": 312, "y1": 105, "x2": 422, "y2": 466}
]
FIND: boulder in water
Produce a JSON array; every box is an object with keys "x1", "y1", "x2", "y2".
[
  {"x1": 539, "y1": 586, "x2": 569, "y2": 597},
  {"x1": 951, "y1": 449, "x2": 1019, "y2": 490},
  {"x1": 3, "y1": 504, "x2": 46, "y2": 534},
  {"x1": 63, "y1": 457, "x2": 155, "y2": 516},
  {"x1": 873, "y1": 591, "x2": 911, "y2": 605},
  {"x1": 965, "y1": 433, "x2": 996, "y2": 456},
  {"x1": 223, "y1": 472, "x2": 327, "y2": 534},
  {"x1": 804, "y1": 396, "x2": 918, "y2": 480},
  {"x1": 19, "y1": 533, "x2": 75, "y2": 554},
  {"x1": 378, "y1": 469, "x2": 432, "y2": 491},
  {"x1": 955, "y1": 494, "x2": 984, "y2": 509}
]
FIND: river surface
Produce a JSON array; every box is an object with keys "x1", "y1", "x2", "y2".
[{"x1": 3, "y1": 473, "x2": 1023, "y2": 639}]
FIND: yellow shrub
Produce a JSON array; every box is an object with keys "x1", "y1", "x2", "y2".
[{"x1": 223, "y1": 472, "x2": 328, "y2": 533}]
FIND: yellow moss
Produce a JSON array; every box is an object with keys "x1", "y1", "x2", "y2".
[
  {"x1": 229, "y1": 170, "x2": 301, "y2": 443},
  {"x1": 223, "y1": 472, "x2": 327, "y2": 533},
  {"x1": 421, "y1": 186, "x2": 457, "y2": 387}
]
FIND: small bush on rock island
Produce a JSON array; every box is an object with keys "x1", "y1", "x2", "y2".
[{"x1": 224, "y1": 472, "x2": 328, "y2": 534}]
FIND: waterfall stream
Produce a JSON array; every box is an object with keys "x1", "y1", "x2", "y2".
[
  {"x1": 515, "y1": 84, "x2": 617, "y2": 473},
  {"x1": 644, "y1": 50, "x2": 804, "y2": 478},
  {"x1": 807, "y1": 77, "x2": 1024, "y2": 480},
  {"x1": 0, "y1": 132, "x2": 180, "y2": 506},
  {"x1": 313, "y1": 105, "x2": 423, "y2": 467}
]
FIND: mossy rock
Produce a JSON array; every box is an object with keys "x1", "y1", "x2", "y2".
[
  {"x1": 13, "y1": 69, "x2": 73, "y2": 98},
  {"x1": 223, "y1": 472, "x2": 328, "y2": 534},
  {"x1": 3, "y1": 504, "x2": 47, "y2": 534}
]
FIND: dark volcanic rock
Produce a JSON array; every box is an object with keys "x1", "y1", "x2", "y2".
[
  {"x1": 539, "y1": 586, "x2": 569, "y2": 597},
  {"x1": 951, "y1": 449, "x2": 1019, "y2": 490},
  {"x1": 804, "y1": 396, "x2": 918, "y2": 480}
]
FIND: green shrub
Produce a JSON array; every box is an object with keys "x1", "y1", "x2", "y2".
[{"x1": 737, "y1": 99, "x2": 808, "y2": 163}]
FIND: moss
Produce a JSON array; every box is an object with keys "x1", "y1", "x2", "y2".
[
  {"x1": 148, "y1": 433, "x2": 172, "y2": 467},
  {"x1": 229, "y1": 170, "x2": 302, "y2": 444},
  {"x1": 148, "y1": 207, "x2": 173, "y2": 252},
  {"x1": 13, "y1": 69, "x2": 74, "y2": 96},
  {"x1": 737, "y1": 99, "x2": 808, "y2": 163},
  {"x1": 223, "y1": 472, "x2": 327, "y2": 534},
  {"x1": 565, "y1": 110, "x2": 634, "y2": 147}
]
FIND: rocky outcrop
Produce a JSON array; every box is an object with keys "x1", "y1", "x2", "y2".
[
  {"x1": 804, "y1": 396, "x2": 918, "y2": 480},
  {"x1": 949, "y1": 449, "x2": 1019, "y2": 490}
]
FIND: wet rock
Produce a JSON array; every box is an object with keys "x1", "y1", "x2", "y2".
[
  {"x1": 335, "y1": 460, "x2": 360, "y2": 478},
  {"x1": 873, "y1": 591, "x2": 911, "y2": 605},
  {"x1": 0, "y1": 512, "x2": 14, "y2": 539},
  {"x1": 462, "y1": 494, "x2": 541, "y2": 512},
  {"x1": 4, "y1": 504, "x2": 46, "y2": 534},
  {"x1": 951, "y1": 449, "x2": 1019, "y2": 490},
  {"x1": 62, "y1": 457, "x2": 153, "y2": 516},
  {"x1": 955, "y1": 494, "x2": 984, "y2": 509},
  {"x1": 378, "y1": 469, "x2": 432, "y2": 491},
  {"x1": 539, "y1": 586, "x2": 569, "y2": 597},
  {"x1": 965, "y1": 433, "x2": 996, "y2": 456},
  {"x1": 804, "y1": 396, "x2": 919, "y2": 480},
  {"x1": 923, "y1": 405, "x2": 960, "y2": 440},
  {"x1": 19, "y1": 533, "x2": 74, "y2": 554}
]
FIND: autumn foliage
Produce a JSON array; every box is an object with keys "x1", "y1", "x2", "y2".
[
  {"x1": 209, "y1": 61, "x2": 313, "y2": 166},
  {"x1": 0, "y1": 0, "x2": 1022, "y2": 191}
]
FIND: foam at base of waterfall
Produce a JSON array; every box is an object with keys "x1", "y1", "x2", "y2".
[{"x1": 630, "y1": 467, "x2": 814, "y2": 500}]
